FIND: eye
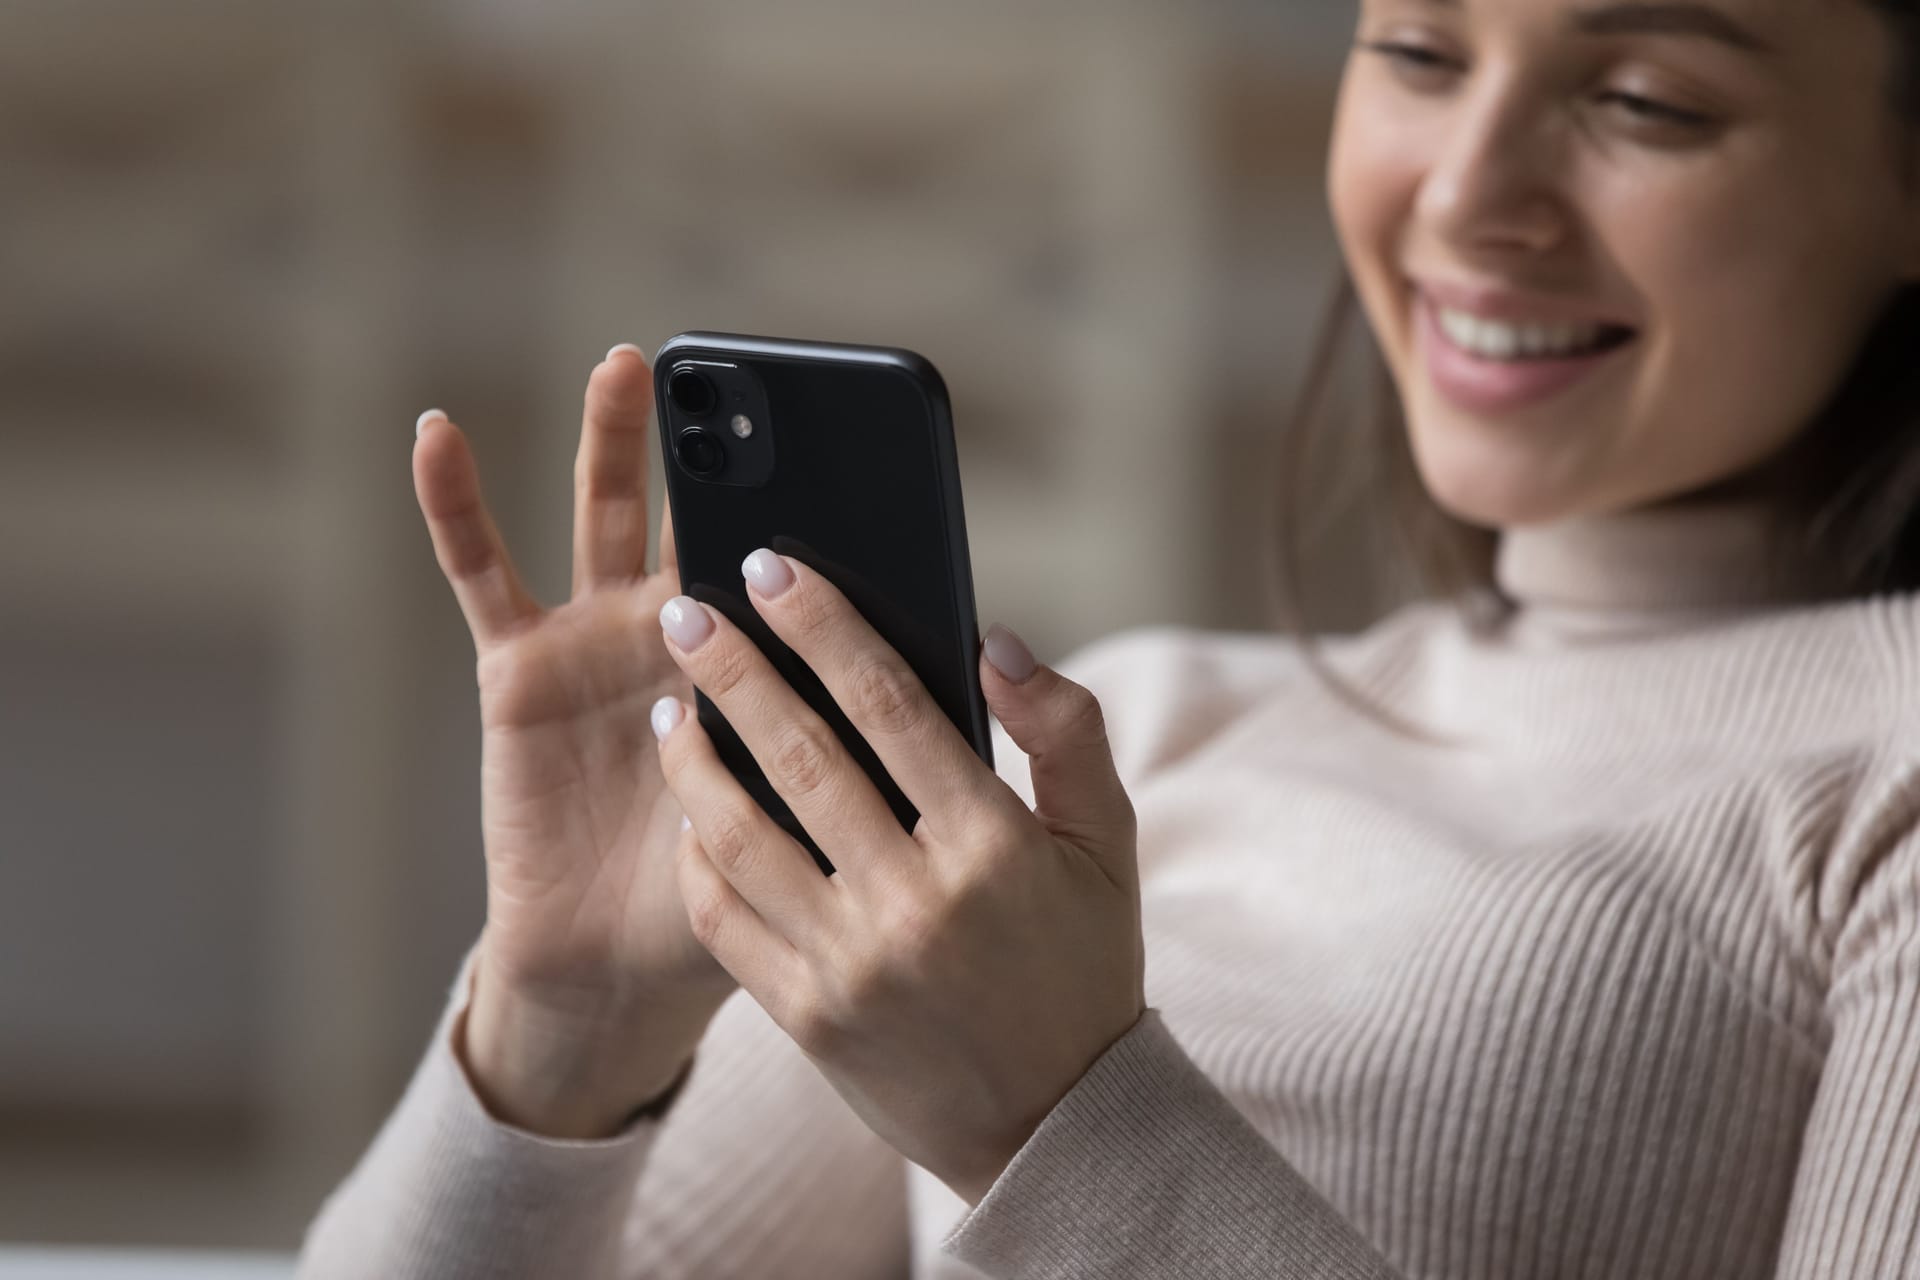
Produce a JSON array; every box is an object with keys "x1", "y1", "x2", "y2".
[
  {"x1": 1357, "y1": 38, "x2": 1722, "y2": 137},
  {"x1": 1595, "y1": 89, "x2": 1717, "y2": 131},
  {"x1": 1356, "y1": 39, "x2": 1460, "y2": 81}
]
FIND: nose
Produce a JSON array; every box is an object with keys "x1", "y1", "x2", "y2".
[{"x1": 1415, "y1": 70, "x2": 1569, "y2": 258}]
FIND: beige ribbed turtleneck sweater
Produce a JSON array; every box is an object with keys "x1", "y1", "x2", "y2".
[{"x1": 296, "y1": 494, "x2": 1920, "y2": 1278}]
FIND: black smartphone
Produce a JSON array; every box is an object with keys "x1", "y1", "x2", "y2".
[{"x1": 653, "y1": 331, "x2": 993, "y2": 877}]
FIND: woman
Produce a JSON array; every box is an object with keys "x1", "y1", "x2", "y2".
[{"x1": 297, "y1": 0, "x2": 1920, "y2": 1275}]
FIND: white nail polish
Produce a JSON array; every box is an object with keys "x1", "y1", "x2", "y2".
[
  {"x1": 983, "y1": 623, "x2": 1038, "y2": 683},
  {"x1": 607, "y1": 343, "x2": 646, "y2": 363},
  {"x1": 679, "y1": 814, "x2": 692, "y2": 832},
  {"x1": 651, "y1": 695, "x2": 685, "y2": 741},
  {"x1": 659, "y1": 596, "x2": 716, "y2": 651},
  {"x1": 741, "y1": 548, "x2": 796, "y2": 598},
  {"x1": 415, "y1": 408, "x2": 447, "y2": 438}
]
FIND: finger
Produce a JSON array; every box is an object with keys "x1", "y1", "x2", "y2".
[
  {"x1": 673, "y1": 814, "x2": 802, "y2": 1010},
  {"x1": 654, "y1": 694, "x2": 839, "y2": 953},
  {"x1": 572, "y1": 344, "x2": 655, "y2": 596},
  {"x1": 980, "y1": 623, "x2": 1136, "y2": 865},
  {"x1": 413, "y1": 411, "x2": 542, "y2": 647},
  {"x1": 739, "y1": 551, "x2": 1000, "y2": 830},
  {"x1": 657, "y1": 595, "x2": 913, "y2": 880},
  {"x1": 657, "y1": 488, "x2": 678, "y2": 577}
]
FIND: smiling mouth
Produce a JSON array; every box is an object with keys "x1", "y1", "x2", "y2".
[
  {"x1": 1429, "y1": 305, "x2": 1638, "y2": 363},
  {"x1": 1414, "y1": 289, "x2": 1639, "y2": 414}
]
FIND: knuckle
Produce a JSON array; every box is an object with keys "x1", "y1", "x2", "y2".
[
  {"x1": 576, "y1": 459, "x2": 637, "y2": 504},
  {"x1": 770, "y1": 723, "x2": 839, "y2": 800},
  {"x1": 571, "y1": 447, "x2": 605, "y2": 492},
  {"x1": 785, "y1": 579, "x2": 837, "y2": 636},
  {"x1": 835, "y1": 961, "x2": 889, "y2": 1021},
  {"x1": 702, "y1": 804, "x2": 761, "y2": 877},
  {"x1": 698, "y1": 641, "x2": 755, "y2": 700},
  {"x1": 656, "y1": 727, "x2": 692, "y2": 778},
  {"x1": 958, "y1": 788, "x2": 1024, "y2": 842},
  {"x1": 830, "y1": 947, "x2": 896, "y2": 1022},
  {"x1": 787, "y1": 987, "x2": 849, "y2": 1058},
  {"x1": 874, "y1": 893, "x2": 938, "y2": 959},
  {"x1": 684, "y1": 883, "x2": 729, "y2": 947},
  {"x1": 1060, "y1": 683, "x2": 1108, "y2": 744},
  {"x1": 848, "y1": 658, "x2": 924, "y2": 736},
  {"x1": 953, "y1": 809, "x2": 1026, "y2": 877}
]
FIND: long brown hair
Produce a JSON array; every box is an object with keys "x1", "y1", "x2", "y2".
[{"x1": 1276, "y1": 11, "x2": 1920, "y2": 738}]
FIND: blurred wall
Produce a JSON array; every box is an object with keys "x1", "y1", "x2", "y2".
[{"x1": 0, "y1": 0, "x2": 1380, "y2": 1249}]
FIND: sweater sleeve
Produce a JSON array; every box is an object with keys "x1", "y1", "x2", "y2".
[
  {"x1": 296, "y1": 936, "x2": 911, "y2": 1279},
  {"x1": 936, "y1": 629, "x2": 1397, "y2": 1278},
  {"x1": 938, "y1": 1007, "x2": 1399, "y2": 1280},
  {"x1": 1772, "y1": 772, "x2": 1920, "y2": 1276}
]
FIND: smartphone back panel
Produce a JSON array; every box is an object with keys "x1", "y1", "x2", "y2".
[{"x1": 653, "y1": 331, "x2": 992, "y2": 876}]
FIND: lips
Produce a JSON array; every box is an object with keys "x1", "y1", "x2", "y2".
[{"x1": 1413, "y1": 288, "x2": 1636, "y2": 414}]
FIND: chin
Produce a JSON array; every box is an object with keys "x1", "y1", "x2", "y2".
[
  {"x1": 1406, "y1": 428, "x2": 1583, "y2": 531},
  {"x1": 1425, "y1": 482, "x2": 1559, "y2": 530}
]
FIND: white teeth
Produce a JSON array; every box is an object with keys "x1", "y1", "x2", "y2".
[{"x1": 1436, "y1": 306, "x2": 1615, "y2": 361}]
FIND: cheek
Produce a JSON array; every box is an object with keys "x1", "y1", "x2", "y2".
[
  {"x1": 1327, "y1": 80, "x2": 1426, "y2": 364},
  {"x1": 1325, "y1": 76, "x2": 1379, "y2": 259},
  {"x1": 1613, "y1": 175, "x2": 1889, "y2": 484}
]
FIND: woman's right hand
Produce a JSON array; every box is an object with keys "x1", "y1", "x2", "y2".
[{"x1": 411, "y1": 344, "x2": 737, "y2": 1138}]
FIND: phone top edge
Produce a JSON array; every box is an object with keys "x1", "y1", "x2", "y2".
[{"x1": 655, "y1": 331, "x2": 949, "y2": 397}]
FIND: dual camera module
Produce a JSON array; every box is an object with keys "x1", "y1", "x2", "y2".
[
  {"x1": 662, "y1": 358, "x2": 774, "y2": 487},
  {"x1": 668, "y1": 362, "x2": 771, "y2": 487},
  {"x1": 669, "y1": 368, "x2": 726, "y2": 478}
]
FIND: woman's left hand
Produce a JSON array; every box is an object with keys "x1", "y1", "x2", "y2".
[{"x1": 650, "y1": 548, "x2": 1146, "y2": 1205}]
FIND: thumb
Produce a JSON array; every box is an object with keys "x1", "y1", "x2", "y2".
[{"x1": 980, "y1": 623, "x2": 1135, "y2": 863}]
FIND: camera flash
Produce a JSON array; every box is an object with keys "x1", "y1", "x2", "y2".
[{"x1": 730, "y1": 414, "x2": 754, "y2": 439}]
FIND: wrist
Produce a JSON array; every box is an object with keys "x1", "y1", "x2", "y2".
[{"x1": 459, "y1": 967, "x2": 719, "y2": 1139}]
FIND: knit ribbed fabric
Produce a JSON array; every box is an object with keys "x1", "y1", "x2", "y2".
[{"x1": 297, "y1": 493, "x2": 1920, "y2": 1278}]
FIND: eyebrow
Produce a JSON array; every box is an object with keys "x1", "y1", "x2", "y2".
[
  {"x1": 1408, "y1": 0, "x2": 1776, "y2": 56},
  {"x1": 1570, "y1": 2, "x2": 1774, "y2": 54}
]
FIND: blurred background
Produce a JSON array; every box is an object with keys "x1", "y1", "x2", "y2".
[{"x1": 0, "y1": 0, "x2": 1399, "y2": 1258}]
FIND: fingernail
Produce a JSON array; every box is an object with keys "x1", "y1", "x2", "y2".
[
  {"x1": 606, "y1": 342, "x2": 646, "y2": 364},
  {"x1": 741, "y1": 548, "x2": 796, "y2": 599},
  {"x1": 660, "y1": 596, "x2": 715, "y2": 651},
  {"x1": 983, "y1": 623, "x2": 1037, "y2": 683},
  {"x1": 415, "y1": 408, "x2": 447, "y2": 438},
  {"x1": 650, "y1": 695, "x2": 684, "y2": 741},
  {"x1": 679, "y1": 813, "x2": 692, "y2": 831}
]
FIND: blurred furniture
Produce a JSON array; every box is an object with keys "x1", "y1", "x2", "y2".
[
  {"x1": 0, "y1": 1247, "x2": 294, "y2": 1279},
  {"x1": 0, "y1": 0, "x2": 1354, "y2": 1249}
]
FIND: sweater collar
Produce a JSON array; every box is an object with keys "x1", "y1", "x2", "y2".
[{"x1": 1490, "y1": 491, "x2": 1841, "y2": 641}]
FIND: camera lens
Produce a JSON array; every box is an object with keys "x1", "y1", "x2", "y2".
[
  {"x1": 675, "y1": 427, "x2": 725, "y2": 477},
  {"x1": 668, "y1": 368, "x2": 717, "y2": 416}
]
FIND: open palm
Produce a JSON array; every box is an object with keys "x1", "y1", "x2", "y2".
[{"x1": 412, "y1": 346, "x2": 735, "y2": 1035}]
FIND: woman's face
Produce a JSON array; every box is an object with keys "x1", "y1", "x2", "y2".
[{"x1": 1329, "y1": 0, "x2": 1920, "y2": 527}]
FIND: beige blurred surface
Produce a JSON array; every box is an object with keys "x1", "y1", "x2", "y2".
[{"x1": 0, "y1": 0, "x2": 1388, "y2": 1249}]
